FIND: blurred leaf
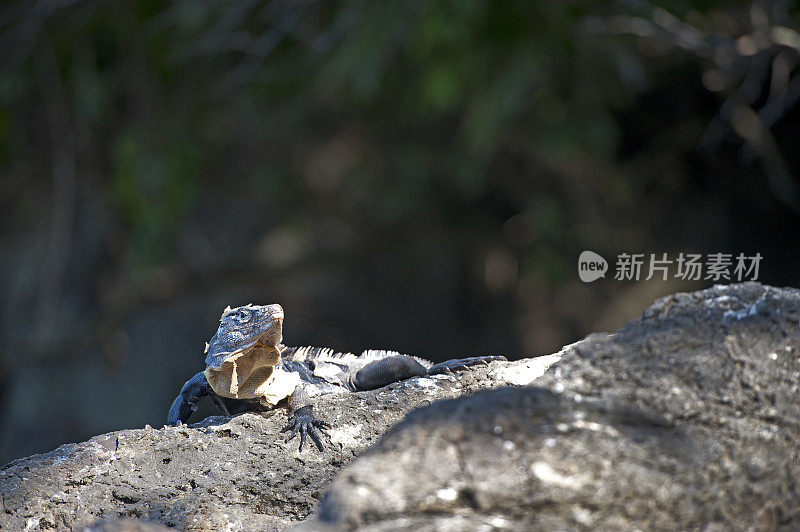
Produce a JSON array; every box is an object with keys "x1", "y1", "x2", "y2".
[{"x1": 111, "y1": 126, "x2": 201, "y2": 268}]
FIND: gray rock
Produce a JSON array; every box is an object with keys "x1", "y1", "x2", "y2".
[
  {"x1": 0, "y1": 356, "x2": 548, "y2": 531},
  {"x1": 4, "y1": 282, "x2": 798, "y2": 531},
  {"x1": 305, "y1": 282, "x2": 800, "y2": 531},
  {"x1": 84, "y1": 518, "x2": 175, "y2": 532}
]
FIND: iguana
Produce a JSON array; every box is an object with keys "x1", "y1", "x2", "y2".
[{"x1": 168, "y1": 303, "x2": 505, "y2": 451}]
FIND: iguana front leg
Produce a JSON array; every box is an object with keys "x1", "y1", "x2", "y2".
[
  {"x1": 168, "y1": 371, "x2": 212, "y2": 425},
  {"x1": 168, "y1": 370, "x2": 256, "y2": 425},
  {"x1": 281, "y1": 387, "x2": 330, "y2": 452}
]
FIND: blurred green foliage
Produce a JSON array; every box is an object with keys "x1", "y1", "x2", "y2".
[
  {"x1": 111, "y1": 124, "x2": 201, "y2": 266},
  {"x1": 1, "y1": 0, "x2": 798, "y2": 278}
]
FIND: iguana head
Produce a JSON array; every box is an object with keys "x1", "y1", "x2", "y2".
[{"x1": 203, "y1": 303, "x2": 285, "y2": 400}]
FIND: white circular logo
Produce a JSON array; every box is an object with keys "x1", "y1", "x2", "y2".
[{"x1": 578, "y1": 251, "x2": 608, "y2": 282}]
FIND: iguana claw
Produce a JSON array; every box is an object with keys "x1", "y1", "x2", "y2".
[{"x1": 281, "y1": 405, "x2": 330, "y2": 452}]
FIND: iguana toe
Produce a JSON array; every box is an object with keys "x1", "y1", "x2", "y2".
[{"x1": 281, "y1": 405, "x2": 330, "y2": 452}]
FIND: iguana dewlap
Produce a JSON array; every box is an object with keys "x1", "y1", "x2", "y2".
[{"x1": 168, "y1": 303, "x2": 506, "y2": 451}]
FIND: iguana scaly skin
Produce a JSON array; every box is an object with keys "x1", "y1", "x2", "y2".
[{"x1": 168, "y1": 304, "x2": 505, "y2": 451}]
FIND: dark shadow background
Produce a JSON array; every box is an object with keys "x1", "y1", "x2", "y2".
[{"x1": 1, "y1": 0, "x2": 799, "y2": 465}]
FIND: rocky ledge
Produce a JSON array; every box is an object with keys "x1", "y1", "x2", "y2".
[{"x1": 2, "y1": 283, "x2": 798, "y2": 531}]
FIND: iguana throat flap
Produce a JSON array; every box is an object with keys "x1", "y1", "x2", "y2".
[{"x1": 204, "y1": 344, "x2": 282, "y2": 398}]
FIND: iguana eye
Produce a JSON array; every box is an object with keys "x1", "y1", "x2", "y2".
[{"x1": 238, "y1": 309, "x2": 251, "y2": 322}]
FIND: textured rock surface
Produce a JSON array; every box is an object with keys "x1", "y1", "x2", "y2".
[
  {"x1": 0, "y1": 355, "x2": 553, "y2": 531},
  {"x1": 301, "y1": 283, "x2": 800, "y2": 531},
  {"x1": 3, "y1": 282, "x2": 798, "y2": 531}
]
